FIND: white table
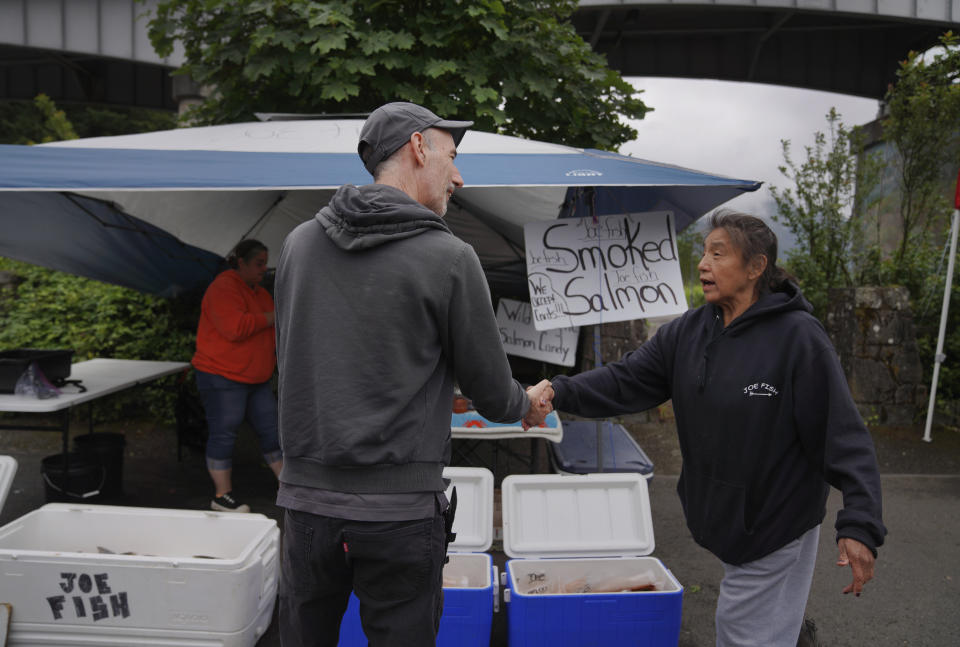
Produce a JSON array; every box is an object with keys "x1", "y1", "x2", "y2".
[{"x1": 0, "y1": 358, "x2": 190, "y2": 456}]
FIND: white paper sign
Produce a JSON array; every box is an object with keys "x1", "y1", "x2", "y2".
[
  {"x1": 496, "y1": 298, "x2": 579, "y2": 366},
  {"x1": 524, "y1": 211, "x2": 688, "y2": 330}
]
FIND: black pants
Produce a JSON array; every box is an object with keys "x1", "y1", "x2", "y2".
[{"x1": 279, "y1": 505, "x2": 447, "y2": 647}]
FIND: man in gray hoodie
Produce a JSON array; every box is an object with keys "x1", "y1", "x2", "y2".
[{"x1": 274, "y1": 102, "x2": 551, "y2": 647}]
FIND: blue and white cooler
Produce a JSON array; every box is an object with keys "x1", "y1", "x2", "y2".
[
  {"x1": 338, "y1": 466, "x2": 499, "y2": 647},
  {"x1": 502, "y1": 473, "x2": 683, "y2": 647}
]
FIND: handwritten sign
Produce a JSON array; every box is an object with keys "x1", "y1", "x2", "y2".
[
  {"x1": 524, "y1": 212, "x2": 688, "y2": 330},
  {"x1": 496, "y1": 298, "x2": 579, "y2": 366},
  {"x1": 46, "y1": 571, "x2": 131, "y2": 622}
]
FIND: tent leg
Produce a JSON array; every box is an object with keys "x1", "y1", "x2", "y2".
[
  {"x1": 594, "y1": 325, "x2": 605, "y2": 472},
  {"x1": 923, "y1": 178, "x2": 960, "y2": 443}
]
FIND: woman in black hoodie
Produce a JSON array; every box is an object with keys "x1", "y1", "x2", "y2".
[{"x1": 548, "y1": 211, "x2": 886, "y2": 647}]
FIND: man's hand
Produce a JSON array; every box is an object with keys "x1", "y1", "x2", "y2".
[
  {"x1": 837, "y1": 537, "x2": 875, "y2": 596},
  {"x1": 522, "y1": 380, "x2": 554, "y2": 430}
]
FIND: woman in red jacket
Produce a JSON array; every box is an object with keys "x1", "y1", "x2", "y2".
[{"x1": 192, "y1": 239, "x2": 282, "y2": 512}]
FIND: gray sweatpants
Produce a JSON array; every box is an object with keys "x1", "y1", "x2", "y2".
[{"x1": 716, "y1": 525, "x2": 820, "y2": 647}]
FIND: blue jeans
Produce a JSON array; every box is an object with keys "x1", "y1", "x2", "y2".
[
  {"x1": 279, "y1": 504, "x2": 448, "y2": 647},
  {"x1": 195, "y1": 370, "x2": 282, "y2": 470}
]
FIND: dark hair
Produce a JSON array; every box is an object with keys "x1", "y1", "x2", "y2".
[
  {"x1": 227, "y1": 239, "x2": 267, "y2": 270},
  {"x1": 708, "y1": 210, "x2": 794, "y2": 295}
]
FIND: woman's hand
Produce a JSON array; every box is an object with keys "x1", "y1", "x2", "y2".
[{"x1": 837, "y1": 537, "x2": 875, "y2": 596}]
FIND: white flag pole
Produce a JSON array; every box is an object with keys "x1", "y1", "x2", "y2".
[{"x1": 922, "y1": 170, "x2": 960, "y2": 443}]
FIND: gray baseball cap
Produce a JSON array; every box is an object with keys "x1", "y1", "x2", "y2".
[{"x1": 358, "y1": 102, "x2": 473, "y2": 176}]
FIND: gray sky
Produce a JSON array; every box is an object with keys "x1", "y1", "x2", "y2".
[{"x1": 618, "y1": 77, "x2": 881, "y2": 244}]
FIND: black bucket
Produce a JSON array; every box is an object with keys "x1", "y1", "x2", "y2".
[
  {"x1": 74, "y1": 432, "x2": 126, "y2": 497},
  {"x1": 40, "y1": 452, "x2": 106, "y2": 502}
]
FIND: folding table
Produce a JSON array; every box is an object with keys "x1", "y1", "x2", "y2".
[
  {"x1": 0, "y1": 358, "x2": 190, "y2": 471},
  {"x1": 451, "y1": 410, "x2": 563, "y2": 481}
]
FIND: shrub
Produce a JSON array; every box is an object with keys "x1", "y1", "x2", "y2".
[{"x1": 0, "y1": 257, "x2": 198, "y2": 423}]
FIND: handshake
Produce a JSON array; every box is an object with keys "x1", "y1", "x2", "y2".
[{"x1": 522, "y1": 379, "x2": 556, "y2": 430}]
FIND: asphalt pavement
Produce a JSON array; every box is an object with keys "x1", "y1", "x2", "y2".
[{"x1": 1, "y1": 417, "x2": 958, "y2": 646}]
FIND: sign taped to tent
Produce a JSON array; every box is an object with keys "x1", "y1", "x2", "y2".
[
  {"x1": 524, "y1": 212, "x2": 688, "y2": 330},
  {"x1": 496, "y1": 298, "x2": 579, "y2": 366}
]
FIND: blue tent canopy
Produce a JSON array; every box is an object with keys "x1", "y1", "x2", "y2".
[{"x1": 0, "y1": 121, "x2": 760, "y2": 296}]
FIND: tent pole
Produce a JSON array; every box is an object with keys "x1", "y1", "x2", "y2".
[
  {"x1": 587, "y1": 188, "x2": 605, "y2": 473},
  {"x1": 922, "y1": 170, "x2": 960, "y2": 443},
  {"x1": 594, "y1": 325, "x2": 604, "y2": 472}
]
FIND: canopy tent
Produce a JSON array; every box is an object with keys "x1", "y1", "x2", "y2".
[{"x1": 0, "y1": 119, "x2": 761, "y2": 297}]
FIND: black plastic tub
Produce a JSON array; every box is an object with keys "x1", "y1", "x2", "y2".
[
  {"x1": 74, "y1": 433, "x2": 126, "y2": 497},
  {"x1": 40, "y1": 452, "x2": 105, "y2": 502},
  {"x1": 0, "y1": 349, "x2": 74, "y2": 393}
]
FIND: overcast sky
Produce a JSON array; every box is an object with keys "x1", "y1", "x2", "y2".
[{"x1": 618, "y1": 77, "x2": 882, "y2": 244}]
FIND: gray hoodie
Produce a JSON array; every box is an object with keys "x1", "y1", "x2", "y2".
[{"x1": 275, "y1": 184, "x2": 529, "y2": 494}]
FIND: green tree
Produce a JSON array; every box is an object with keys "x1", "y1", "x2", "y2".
[
  {"x1": 883, "y1": 32, "x2": 960, "y2": 406},
  {"x1": 884, "y1": 31, "x2": 960, "y2": 267},
  {"x1": 0, "y1": 98, "x2": 176, "y2": 144},
  {"x1": 147, "y1": 0, "x2": 650, "y2": 149},
  {"x1": 32, "y1": 94, "x2": 78, "y2": 143},
  {"x1": 769, "y1": 108, "x2": 882, "y2": 316},
  {"x1": 0, "y1": 94, "x2": 78, "y2": 145},
  {"x1": 676, "y1": 224, "x2": 705, "y2": 308}
]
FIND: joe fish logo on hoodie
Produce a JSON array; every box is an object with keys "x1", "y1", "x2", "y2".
[{"x1": 742, "y1": 382, "x2": 780, "y2": 398}]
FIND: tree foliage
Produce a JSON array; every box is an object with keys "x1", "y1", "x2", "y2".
[
  {"x1": 147, "y1": 0, "x2": 650, "y2": 150},
  {"x1": 0, "y1": 96, "x2": 176, "y2": 144},
  {"x1": 0, "y1": 257, "x2": 198, "y2": 423},
  {"x1": 884, "y1": 31, "x2": 960, "y2": 266},
  {"x1": 883, "y1": 32, "x2": 960, "y2": 405},
  {"x1": 676, "y1": 224, "x2": 705, "y2": 309},
  {"x1": 772, "y1": 32, "x2": 960, "y2": 409},
  {"x1": 0, "y1": 94, "x2": 76, "y2": 144},
  {"x1": 769, "y1": 108, "x2": 882, "y2": 316}
]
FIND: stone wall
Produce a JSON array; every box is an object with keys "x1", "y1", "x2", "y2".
[
  {"x1": 575, "y1": 319, "x2": 648, "y2": 371},
  {"x1": 824, "y1": 286, "x2": 926, "y2": 426}
]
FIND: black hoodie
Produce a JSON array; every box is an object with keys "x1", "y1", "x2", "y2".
[
  {"x1": 275, "y1": 184, "x2": 528, "y2": 495},
  {"x1": 552, "y1": 283, "x2": 886, "y2": 565}
]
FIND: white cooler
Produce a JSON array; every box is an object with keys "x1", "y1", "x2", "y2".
[
  {"x1": 338, "y1": 466, "x2": 499, "y2": 647},
  {"x1": 501, "y1": 473, "x2": 683, "y2": 647},
  {"x1": 0, "y1": 503, "x2": 279, "y2": 647}
]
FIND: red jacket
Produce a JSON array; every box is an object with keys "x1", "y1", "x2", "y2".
[{"x1": 192, "y1": 270, "x2": 276, "y2": 384}]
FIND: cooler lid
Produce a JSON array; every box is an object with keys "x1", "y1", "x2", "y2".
[
  {"x1": 442, "y1": 466, "x2": 494, "y2": 553},
  {"x1": 501, "y1": 473, "x2": 654, "y2": 559},
  {"x1": 0, "y1": 455, "x2": 18, "y2": 515}
]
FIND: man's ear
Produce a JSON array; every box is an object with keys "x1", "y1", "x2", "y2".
[{"x1": 410, "y1": 132, "x2": 428, "y2": 167}]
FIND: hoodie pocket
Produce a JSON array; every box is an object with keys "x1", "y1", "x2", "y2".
[{"x1": 691, "y1": 477, "x2": 750, "y2": 555}]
